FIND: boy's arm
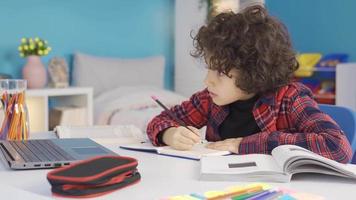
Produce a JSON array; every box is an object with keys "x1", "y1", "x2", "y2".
[
  {"x1": 146, "y1": 89, "x2": 210, "y2": 146},
  {"x1": 239, "y1": 91, "x2": 353, "y2": 163}
]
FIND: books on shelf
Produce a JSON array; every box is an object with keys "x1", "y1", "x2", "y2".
[
  {"x1": 200, "y1": 144, "x2": 356, "y2": 182},
  {"x1": 120, "y1": 142, "x2": 231, "y2": 160},
  {"x1": 49, "y1": 106, "x2": 87, "y2": 130}
]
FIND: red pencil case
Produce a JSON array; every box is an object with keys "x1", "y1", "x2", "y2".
[{"x1": 47, "y1": 155, "x2": 140, "y2": 198}]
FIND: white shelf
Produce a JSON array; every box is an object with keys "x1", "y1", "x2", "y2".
[
  {"x1": 26, "y1": 87, "x2": 93, "y2": 132},
  {"x1": 27, "y1": 87, "x2": 92, "y2": 96},
  {"x1": 336, "y1": 63, "x2": 356, "y2": 112}
]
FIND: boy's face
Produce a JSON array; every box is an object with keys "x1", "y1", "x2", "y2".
[{"x1": 204, "y1": 69, "x2": 255, "y2": 106}]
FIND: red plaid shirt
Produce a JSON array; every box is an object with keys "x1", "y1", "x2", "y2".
[{"x1": 146, "y1": 82, "x2": 352, "y2": 163}]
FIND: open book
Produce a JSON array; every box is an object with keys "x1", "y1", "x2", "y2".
[
  {"x1": 200, "y1": 145, "x2": 356, "y2": 182},
  {"x1": 120, "y1": 142, "x2": 231, "y2": 160}
]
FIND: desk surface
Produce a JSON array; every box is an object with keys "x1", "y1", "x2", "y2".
[{"x1": 0, "y1": 136, "x2": 355, "y2": 200}]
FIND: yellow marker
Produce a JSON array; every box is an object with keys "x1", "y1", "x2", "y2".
[
  {"x1": 225, "y1": 185, "x2": 245, "y2": 193},
  {"x1": 204, "y1": 190, "x2": 226, "y2": 198},
  {"x1": 169, "y1": 195, "x2": 201, "y2": 200},
  {"x1": 245, "y1": 183, "x2": 272, "y2": 190}
]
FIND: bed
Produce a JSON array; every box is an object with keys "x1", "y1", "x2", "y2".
[{"x1": 72, "y1": 52, "x2": 187, "y2": 133}]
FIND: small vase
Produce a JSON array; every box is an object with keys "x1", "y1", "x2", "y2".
[{"x1": 22, "y1": 55, "x2": 47, "y2": 89}]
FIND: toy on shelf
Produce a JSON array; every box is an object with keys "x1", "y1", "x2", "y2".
[
  {"x1": 294, "y1": 53, "x2": 322, "y2": 77},
  {"x1": 316, "y1": 53, "x2": 348, "y2": 68}
]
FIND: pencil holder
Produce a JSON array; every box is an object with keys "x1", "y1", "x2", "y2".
[{"x1": 0, "y1": 79, "x2": 30, "y2": 140}]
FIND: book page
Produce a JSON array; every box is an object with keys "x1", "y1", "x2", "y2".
[
  {"x1": 272, "y1": 145, "x2": 356, "y2": 178},
  {"x1": 200, "y1": 154, "x2": 289, "y2": 182},
  {"x1": 201, "y1": 154, "x2": 283, "y2": 175},
  {"x1": 271, "y1": 145, "x2": 300, "y2": 170}
]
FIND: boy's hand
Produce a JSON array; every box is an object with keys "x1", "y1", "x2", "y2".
[
  {"x1": 162, "y1": 126, "x2": 201, "y2": 150},
  {"x1": 206, "y1": 138, "x2": 242, "y2": 154}
]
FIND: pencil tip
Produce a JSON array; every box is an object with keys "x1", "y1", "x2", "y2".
[{"x1": 151, "y1": 96, "x2": 158, "y2": 101}]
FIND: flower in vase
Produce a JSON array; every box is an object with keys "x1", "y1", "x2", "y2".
[{"x1": 18, "y1": 37, "x2": 52, "y2": 57}]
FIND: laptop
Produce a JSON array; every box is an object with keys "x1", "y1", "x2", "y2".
[{"x1": 0, "y1": 138, "x2": 117, "y2": 170}]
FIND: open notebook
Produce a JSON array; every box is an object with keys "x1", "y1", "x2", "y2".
[
  {"x1": 55, "y1": 125, "x2": 228, "y2": 160},
  {"x1": 120, "y1": 142, "x2": 231, "y2": 160}
]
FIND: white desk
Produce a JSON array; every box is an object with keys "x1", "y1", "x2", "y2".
[{"x1": 0, "y1": 136, "x2": 355, "y2": 199}]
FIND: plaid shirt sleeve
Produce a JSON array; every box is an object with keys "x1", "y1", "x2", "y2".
[
  {"x1": 146, "y1": 89, "x2": 210, "y2": 146},
  {"x1": 239, "y1": 85, "x2": 353, "y2": 163}
]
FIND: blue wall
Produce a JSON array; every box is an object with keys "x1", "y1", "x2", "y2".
[
  {"x1": 266, "y1": 0, "x2": 356, "y2": 61},
  {"x1": 0, "y1": 0, "x2": 175, "y2": 89}
]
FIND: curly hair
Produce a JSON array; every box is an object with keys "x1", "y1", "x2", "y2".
[{"x1": 191, "y1": 5, "x2": 299, "y2": 94}]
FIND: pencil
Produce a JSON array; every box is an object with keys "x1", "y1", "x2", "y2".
[{"x1": 151, "y1": 96, "x2": 202, "y2": 142}]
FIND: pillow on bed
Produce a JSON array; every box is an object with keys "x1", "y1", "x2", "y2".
[
  {"x1": 72, "y1": 52, "x2": 165, "y2": 96},
  {"x1": 94, "y1": 86, "x2": 187, "y2": 131}
]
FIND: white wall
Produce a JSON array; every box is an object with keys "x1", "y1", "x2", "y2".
[{"x1": 174, "y1": 0, "x2": 207, "y2": 96}]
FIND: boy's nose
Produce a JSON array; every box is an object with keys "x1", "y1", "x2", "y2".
[{"x1": 204, "y1": 71, "x2": 214, "y2": 87}]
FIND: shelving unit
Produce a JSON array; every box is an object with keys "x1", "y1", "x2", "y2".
[
  {"x1": 295, "y1": 67, "x2": 336, "y2": 104},
  {"x1": 26, "y1": 87, "x2": 93, "y2": 132}
]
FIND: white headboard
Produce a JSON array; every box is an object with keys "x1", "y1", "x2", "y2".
[{"x1": 72, "y1": 52, "x2": 165, "y2": 97}]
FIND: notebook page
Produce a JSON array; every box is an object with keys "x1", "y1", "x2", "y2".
[
  {"x1": 158, "y1": 143, "x2": 230, "y2": 160},
  {"x1": 120, "y1": 142, "x2": 161, "y2": 153}
]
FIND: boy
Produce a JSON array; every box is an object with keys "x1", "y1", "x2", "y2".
[{"x1": 147, "y1": 5, "x2": 352, "y2": 163}]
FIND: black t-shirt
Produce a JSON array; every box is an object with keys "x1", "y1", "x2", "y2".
[{"x1": 218, "y1": 95, "x2": 261, "y2": 139}]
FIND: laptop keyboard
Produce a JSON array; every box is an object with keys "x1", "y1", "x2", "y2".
[{"x1": 9, "y1": 140, "x2": 75, "y2": 162}]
